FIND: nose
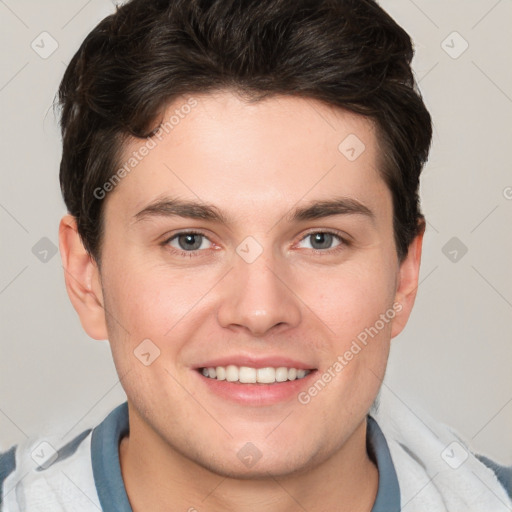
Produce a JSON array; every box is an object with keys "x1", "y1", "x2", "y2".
[{"x1": 216, "y1": 250, "x2": 302, "y2": 337}]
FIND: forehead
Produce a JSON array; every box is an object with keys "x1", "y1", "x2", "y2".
[{"x1": 106, "y1": 91, "x2": 389, "y2": 224}]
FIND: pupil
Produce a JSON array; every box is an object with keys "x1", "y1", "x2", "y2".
[{"x1": 312, "y1": 233, "x2": 332, "y2": 250}]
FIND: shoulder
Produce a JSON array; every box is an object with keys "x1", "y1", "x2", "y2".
[
  {"x1": 0, "y1": 402, "x2": 130, "y2": 512},
  {"x1": 368, "y1": 387, "x2": 512, "y2": 508},
  {"x1": 0, "y1": 445, "x2": 17, "y2": 504},
  {"x1": 0, "y1": 428, "x2": 98, "y2": 511},
  {"x1": 475, "y1": 453, "x2": 512, "y2": 499}
]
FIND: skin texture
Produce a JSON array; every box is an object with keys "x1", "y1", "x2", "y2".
[{"x1": 59, "y1": 91, "x2": 423, "y2": 512}]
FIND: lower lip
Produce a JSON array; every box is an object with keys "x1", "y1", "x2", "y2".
[{"x1": 194, "y1": 369, "x2": 317, "y2": 406}]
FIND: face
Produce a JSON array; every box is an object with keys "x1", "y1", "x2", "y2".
[{"x1": 67, "y1": 91, "x2": 421, "y2": 478}]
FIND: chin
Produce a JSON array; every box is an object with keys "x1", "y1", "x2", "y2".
[{"x1": 203, "y1": 457, "x2": 313, "y2": 481}]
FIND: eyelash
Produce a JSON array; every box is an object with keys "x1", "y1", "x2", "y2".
[{"x1": 162, "y1": 229, "x2": 351, "y2": 258}]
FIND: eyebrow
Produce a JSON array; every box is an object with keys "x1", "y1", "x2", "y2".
[{"x1": 133, "y1": 196, "x2": 374, "y2": 225}]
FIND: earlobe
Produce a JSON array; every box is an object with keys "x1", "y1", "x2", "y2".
[
  {"x1": 59, "y1": 214, "x2": 108, "y2": 341},
  {"x1": 391, "y1": 226, "x2": 424, "y2": 339}
]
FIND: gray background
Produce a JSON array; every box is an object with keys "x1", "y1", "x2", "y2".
[{"x1": 1, "y1": 0, "x2": 511, "y2": 464}]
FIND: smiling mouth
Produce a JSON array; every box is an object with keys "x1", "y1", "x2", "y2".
[{"x1": 197, "y1": 365, "x2": 315, "y2": 384}]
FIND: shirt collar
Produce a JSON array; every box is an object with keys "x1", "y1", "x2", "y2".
[
  {"x1": 91, "y1": 403, "x2": 400, "y2": 512},
  {"x1": 367, "y1": 414, "x2": 401, "y2": 512}
]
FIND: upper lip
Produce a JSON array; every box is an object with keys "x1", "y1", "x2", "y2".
[{"x1": 194, "y1": 355, "x2": 316, "y2": 371}]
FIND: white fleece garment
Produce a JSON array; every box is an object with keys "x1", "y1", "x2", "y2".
[{"x1": 372, "y1": 383, "x2": 512, "y2": 512}]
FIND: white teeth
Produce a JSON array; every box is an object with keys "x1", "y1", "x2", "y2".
[
  {"x1": 199, "y1": 365, "x2": 312, "y2": 383},
  {"x1": 225, "y1": 365, "x2": 238, "y2": 382},
  {"x1": 215, "y1": 366, "x2": 226, "y2": 380},
  {"x1": 239, "y1": 366, "x2": 257, "y2": 383},
  {"x1": 275, "y1": 367, "x2": 288, "y2": 382},
  {"x1": 257, "y1": 367, "x2": 275, "y2": 384}
]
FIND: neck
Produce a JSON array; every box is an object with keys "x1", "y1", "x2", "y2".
[{"x1": 119, "y1": 407, "x2": 379, "y2": 512}]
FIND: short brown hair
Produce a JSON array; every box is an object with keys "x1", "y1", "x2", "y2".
[{"x1": 58, "y1": 0, "x2": 432, "y2": 264}]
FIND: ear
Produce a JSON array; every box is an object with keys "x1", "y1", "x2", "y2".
[
  {"x1": 59, "y1": 214, "x2": 108, "y2": 341},
  {"x1": 391, "y1": 223, "x2": 425, "y2": 339}
]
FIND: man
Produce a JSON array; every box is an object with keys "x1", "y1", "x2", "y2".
[{"x1": 1, "y1": 0, "x2": 510, "y2": 510}]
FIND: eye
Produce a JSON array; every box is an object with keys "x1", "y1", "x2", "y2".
[
  {"x1": 296, "y1": 231, "x2": 344, "y2": 251},
  {"x1": 166, "y1": 232, "x2": 213, "y2": 252}
]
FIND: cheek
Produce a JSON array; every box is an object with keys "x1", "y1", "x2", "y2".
[
  {"x1": 296, "y1": 265, "x2": 395, "y2": 422},
  {"x1": 301, "y1": 259, "x2": 397, "y2": 341},
  {"x1": 105, "y1": 261, "x2": 211, "y2": 337},
  {"x1": 100, "y1": 265, "x2": 199, "y2": 400}
]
